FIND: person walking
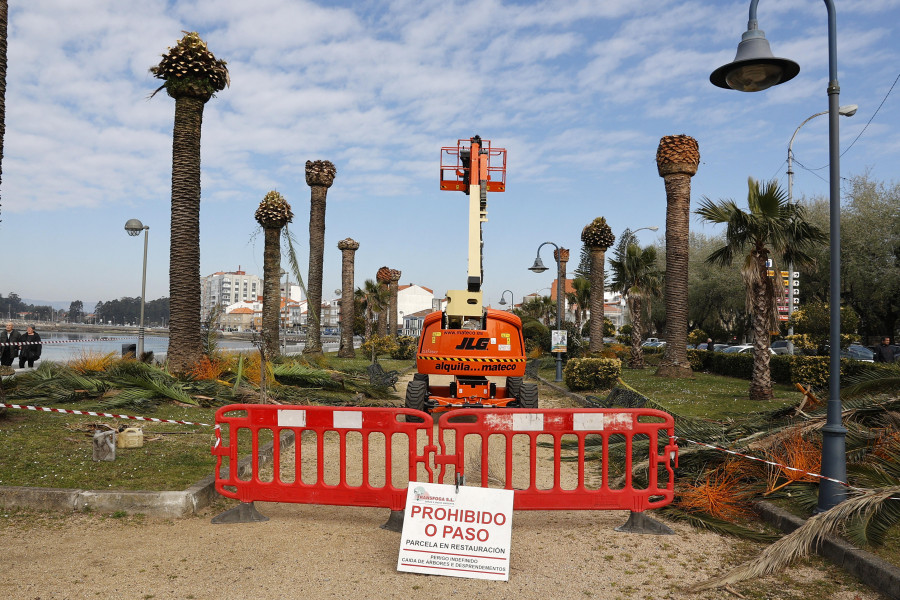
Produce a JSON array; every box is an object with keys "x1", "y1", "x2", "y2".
[
  {"x1": 873, "y1": 337, "x2": 896, "y2": 363},
  {"x1": 706, "y1": 338, "x2": 714, "y2": 351},
  {"x1": 0, "y1": 322, "x2": 22, "y2": 367},
  {"x1": 18, "y1": 325, "x2": 42, "y2": 368}
]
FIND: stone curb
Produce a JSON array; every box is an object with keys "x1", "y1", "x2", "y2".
[
  {"x1": 537, "y1": 375, "x2": 900, "y2": 600},
  {"x1": 755, "y1": 501, "x2": 900, "y2": 600},
  {"x1": 0, "y1": 429, "x2": 294, "y2": 519}
]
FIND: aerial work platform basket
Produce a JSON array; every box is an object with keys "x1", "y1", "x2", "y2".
[{"x1": 440, "y1": 137, "x2": 507, "y2": 193}]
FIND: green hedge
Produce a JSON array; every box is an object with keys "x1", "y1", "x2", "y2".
[
  {"x1": 563, "y1": 357, "x2": 622, "y2": 391},
  {"x1": 687, "y1": 348, "x2": 881, "y2": 390}
]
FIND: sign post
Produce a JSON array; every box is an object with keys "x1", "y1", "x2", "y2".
[{"x1": 397, "y1": 482, "x2": 514, "y2": 581}]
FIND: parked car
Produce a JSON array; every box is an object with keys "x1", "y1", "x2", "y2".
[
  {"x1": 771, "y1": 340, "x2": 794, "y2": 356},
  {"x1": 713, "y1": 344, "x2": 730, "y2": 352},
  {"x1": 722, "y1": 344, "x2": 776, "y2": 355},
  {"x1": 842, "y1": 344, "x2": 875, "y2": 362}
]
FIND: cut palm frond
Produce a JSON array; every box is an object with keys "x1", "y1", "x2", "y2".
[
  {"x1": 660, "y1": 507, "x2": 779, "y2": 542},
  {"x1": 691, "y1": 485, "x2": 900, "y2": 591}
]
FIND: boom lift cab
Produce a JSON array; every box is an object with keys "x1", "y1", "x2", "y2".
[{"x1": 405, "y1": 136, "x2": 538, "y2": 417}]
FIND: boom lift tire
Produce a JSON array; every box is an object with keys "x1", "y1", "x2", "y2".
[
  {"x1": 505, "y1": 376, "x2": 523, "y2": 399},
  {"x1": 405, "y1": 380, "x2": 428, "y2": 423},
  {"x1": 518, "y1": 382, "x2": 539, "y2": 409},
  {"x1": 413, "y1": 373, "x2": 429, "y2": 385}
]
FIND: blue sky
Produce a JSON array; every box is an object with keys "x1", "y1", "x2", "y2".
[{"x1": 2, "y1": 0, "x2": 899, "y2": 311}]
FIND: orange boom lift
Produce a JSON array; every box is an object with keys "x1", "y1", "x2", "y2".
[{"x1": 405, "y1": 136, "x2": 537, "y2": 417}]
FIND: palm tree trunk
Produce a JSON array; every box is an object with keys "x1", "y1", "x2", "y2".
[
  {"x1": 338, "y1": 244, "x2": 357, "y2": 358},
  {"x1": 261, "y1": 227, "x2": 281, "y2": 358},
  {"x1": 304, "y1": 186, "x2": 327, "y2": 354},
  {"x1": 167, "y1": 95, "x2": 206, "y2": 373},
  {"x1": 629, "y1": 296, "x2": 645, "y2": 369},
  {"x1": 378, "y1": 283, "x2": 389, "y2": 336},
  {"x1": 749, "y1": 259, "x2": 775, "y2": 400},
  {"x1": 364, "y1": 306, "x2": 373, "y2": 340},
  {"x1": 589, "y1": 247, "x2": 605, "y2": 353},
  {"x1": 0, "y1": 1, "x2": 7, "y2": 224},
  {"x1": 389, "y1": 275, "x2": 400, "y2": 338},
  {"x1": 657, "y1": 172, "x2": 693, "y2": 378}
]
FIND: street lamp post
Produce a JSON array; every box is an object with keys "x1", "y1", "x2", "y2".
[
  {"x1": 787, "y1": 104, "x2": 857, "y2": 335},
  {"x1": 711, "y1": 0, "x2": 847, "y2": 512},
  {"x1": 124, "y1": 219, "x2": 149, "y2": 358},
  {"x1": 529, "y1": 242, "x2": 564, "y2": 382},
  {"x1": 498, "y1": 289, "x2": 514, "y2": 310}
]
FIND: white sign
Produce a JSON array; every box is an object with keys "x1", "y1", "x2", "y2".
[
  {"x1": 551, "y1": 329, "x2": 567, "y2": 353},
  {"x1": 397, "y1": 482, "x2": 514, "y2": 581}
]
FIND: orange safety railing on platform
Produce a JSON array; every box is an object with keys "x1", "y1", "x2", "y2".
[{"x1": 212, "y1": 406, "x2": 676, "y2": 514}]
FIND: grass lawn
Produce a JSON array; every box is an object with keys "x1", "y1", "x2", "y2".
[{"x1": 0, "y1": 352, "x2": 412, "y2": 491}]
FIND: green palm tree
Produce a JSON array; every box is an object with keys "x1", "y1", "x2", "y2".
[
  {"x1": 567, "y1": 277, "x2": 591, "y2": 336},
  {"x1": 610, "y1": 243, "x2": 663, "y2": 369},
  {"x1": 355, "y1": 279, "x2": 388, "y2": 341},
  {"x1": 151, "y1": 32, "x2": 229, "y2": 374},
  {"x1": 697, "y1": 177, "x2": 826, "y2": 400},
  {"x1": 303, "y1": 160, "x2": 337, "y2": 355},
  {"x1": 254, "y1": 191, "x2": 293, "y2": 358}
]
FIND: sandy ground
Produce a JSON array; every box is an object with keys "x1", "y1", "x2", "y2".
[{"x1": 0, "y1": 375, "x2": 885, "y2": 600}]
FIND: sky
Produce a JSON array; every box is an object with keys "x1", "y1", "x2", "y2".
[{"x1": 2, "y1": 0, "x2": 899, "y2": 312}]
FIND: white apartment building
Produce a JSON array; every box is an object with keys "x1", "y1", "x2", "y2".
[
  {"x1": 397, "y1": 284, "x2": 435, "y2": 325},
  {"x1": 201, "y1": 268, "x2": 262, "y2": 320}
]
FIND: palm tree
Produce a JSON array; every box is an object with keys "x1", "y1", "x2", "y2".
[
  {"x1": 337, "y1": 238, "x2": 359, "y2": 358},
  {"x1": 150, "y1": 32, "x2": 229, "y2": 374},
  {"x1": 303, "y1": 160, "x2": 337, "y2": 355},
  {"x1": 610, "y1": 242, "x2": 663, "y2": 369},
  {"x1": 697, "y1": 177, "x2": 826, "y2": 400},
  {"x1": 566, "y1": 277, "x2": 591, "y2": 336},
  {"x1": 388, "y1": 269, "x2": 402, "y2": 338},
  {"x1": 0, "y1": 1, "x2": 7, "y2": 224},
  {"x1": 355, "y1": 279, "x2": 388, "y2": 340},
  {"x1": 254, "y1": 191, "x2": 293, "y2": 358},
  {"x1": 656, "y1": 134, "x2": 700, "y2": 378},
  {"x1": 581, "y1": 217, "x2": 616, "y2": 353},
  {"x1": 375, "y1": 267, "x2": 392, "y2": 336}
]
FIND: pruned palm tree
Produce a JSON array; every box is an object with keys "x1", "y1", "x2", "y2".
[
  {"x1": 303, "y1": 160, "x2": 337, "y2": 355},
  {"x1": 254, "y1": 191, "x2": 293, "y2": 358},
  {"x1": 656, "y1": 134, "x2": 700, "y2": 378},
  {"x1": 610, "y1": 243, "x2": 663, "y2": 369},
  {"x1": 151, "y1": 32, "x2": 229, "y2": 374},
  {"x1": 388, "y1": 268, "x2": 401, "y2": 338},
  {"x1": 337, "y1": 238, "x2": 359, "y2": 358},
  {"x1": 355, "y1": 279, "x2": 388, "y2": 340},
  {"x1": 0, "y1": 1, "x2": 7, "y2": 224},
  {"x1": 581, "y1": 217, "x2": 615, "y2": 353},
  {"x1": 375, "y1": 266, "x2": 392, "y2": 337},
  {"x1": 697, "y1": 177, "x2": 826, "y2": 400}
]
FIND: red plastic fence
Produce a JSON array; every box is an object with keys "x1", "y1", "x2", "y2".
[
  {"x1": 212, "y1": 405, "x2": 435, "y2": 511},
  {"x1": 212, "y1": 405, "x2": 677, "y2": 513},
  {"x1": 436, "y1": 408, "x2": 677, "y2": 512}
]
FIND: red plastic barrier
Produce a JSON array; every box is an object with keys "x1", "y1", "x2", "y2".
[
  {"x1": 435, "y1": 408, "x2": 677, "y2": 512},
  {"x1": 212, "y1": 406, "x2": 677, "y2": 514},
  {"x1": 213, "y1": 405, "x2": 435, "y2": 511}
]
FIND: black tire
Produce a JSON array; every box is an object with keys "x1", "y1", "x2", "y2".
[
  {"x1": 413, "y1": 372, "x2": 429, "y2": 385},
  {"x1": 518, "y1": 382, "x2": 538, "y2": 409},
  {"x1": 505, "y1": 376, "x2": 523, "y2": 399},
  {"x1": 405, "y1": 380, "x2": 428, "y2": 422}
]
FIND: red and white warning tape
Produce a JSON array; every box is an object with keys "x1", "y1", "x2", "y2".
[
  {"x1": 0, "y1": 337, "x2": 134, "y2": 347},
  {"x1": 0, "y1": 402, "x2": 215, "y2": 429}
]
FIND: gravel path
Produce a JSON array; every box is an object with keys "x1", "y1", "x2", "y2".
[{"x1": 0, "y1": 374, "x2": 883, "y2": 600}]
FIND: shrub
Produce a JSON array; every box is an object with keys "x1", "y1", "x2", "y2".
[
  {"x1": 522, "y1": 318, "x2": 550, "y2": 353},
  {"x1": 687, "y1": 348, "x2": 708, "y2": 371},
  {"x1": 769, "y1": 354, "x2": 792, "y2": 384},
  {"x1": 687, "y1": 329, "x2": 708, "y2": 347},
  {"x1": 361, "y1": 334, "x2": 399, "y2": 360},
  {"x1": 390, "y1": 335, "x2": 417, "y2": 360},
  {"x1": 563, "y1": 357, "x2": 622, "y2": 391}
]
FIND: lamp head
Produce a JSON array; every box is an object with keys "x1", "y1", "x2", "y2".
[
  {"x1": 839, "y1": 104, "x2": 858, "y2": 117},
  {"x1": 125, "y1": 218, "x2": 146, "y2": 237},
  {"x1": 710, "y1": 28, "x2": 799, "y2": 92},
  {"x1": 648, "y1": 226, "x2": 659, "y2": 231},
  {"x1": 529, "y1": 256, "x2": 549, "y2": 273},
  {"x1": 498, "y1": 297, "x2": 507, "y2": 306}
]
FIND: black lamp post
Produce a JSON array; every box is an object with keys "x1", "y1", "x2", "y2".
[
  {"x1": 498, "y1": 289, "x2": 514, "y2": 310},
  {"x1": 529, "y1": 242, "x2": 564, "y2": 382},
  {"x1": 711, "y1": 0, "x2": 846, "y2": 511},
  {"x1": 124, "y1": 219, "x2": 149, "y2": 358}
]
